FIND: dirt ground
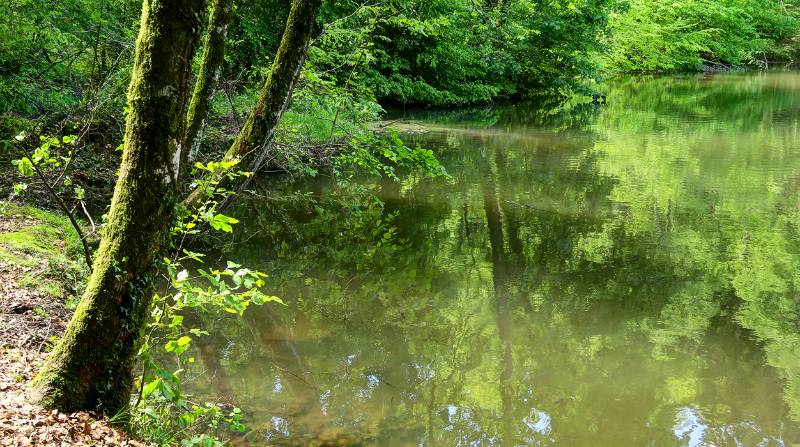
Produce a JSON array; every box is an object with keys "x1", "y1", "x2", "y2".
[{"x1": 0, "y1": 209, "x2": 149, "y2": 446}]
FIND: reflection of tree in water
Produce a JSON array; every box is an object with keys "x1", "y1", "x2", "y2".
[
  {"x1": 588, "y1": 73, "x2": 800, "y2": 425},
  {"x1": 186, "y1": 73, "x2": 800, "y2": 445}
]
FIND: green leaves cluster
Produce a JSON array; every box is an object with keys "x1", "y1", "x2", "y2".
[
  {"x1": 333, "y1": 130, "x2": 449, "y2": 181},
  {"x1": 11, "y1": 133, "x2": 79, "y2": 195},
  {"x1": 165, "y1": 259, "x2": 281, "y2": 315},
  {"x1": 133, "y1": 162, "x2": 277, "y2": 445},
  {"x1": 602, "y1": 0, "x2": 799, "y2": 72}
]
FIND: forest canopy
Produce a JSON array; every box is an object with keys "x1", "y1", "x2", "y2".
[{"x1": 1, "y1": 0, "x2": 798, "y2": 123}]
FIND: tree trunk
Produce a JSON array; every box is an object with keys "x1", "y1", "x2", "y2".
[
  {"x1": 228, "y1": 0, "x2": 321, "y2": 180},
  {"x1": 29, "y1": 0, "x2": 206, "y2": 414},
  {"x1": 184, "y1": 0, "x2": 235, "y2": 168},
  {"x1": 184, "y1": 0, "x2": 321, "y2": 209}
]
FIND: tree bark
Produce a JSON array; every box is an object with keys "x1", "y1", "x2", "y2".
[
  {"x1": 184, "y1": 0, "x2": 322, "y2": 209},
  {"x1": 184, "y1": 0, "x2": 235, "y2": 169},
  {"x1": 228, "y1": 0, "x2": 321, "y2": 180},
  {"x1": 29, "y1": 0, "x2": 206, "y2": 414}
]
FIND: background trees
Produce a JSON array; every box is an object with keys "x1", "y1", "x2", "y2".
[
  {"x1": 602, "y1": 0, "x2": 798, "y2": 72},
  {"x1": 3, "y1": 0, "x2": 797, "y2": 137}
]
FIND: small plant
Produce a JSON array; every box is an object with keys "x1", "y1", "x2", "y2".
[
  {"x1": 130, "y1": 160, "x2": 277, "y2": 446},
  {"x1": 333, "y1": 129, "x2": 449, "y2": 182},
  {"x1": 10, "y1": 132, "x2": 94, "y2": 267}
]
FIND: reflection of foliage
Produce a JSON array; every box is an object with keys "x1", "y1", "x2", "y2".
[
  {"x1": 588, "y1": 72, "x2": 800, "y2": 421},
  {"x1": 186, "y1": 73, "x2": 800, "y2": 444}
]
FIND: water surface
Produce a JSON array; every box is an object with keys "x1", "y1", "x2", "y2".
[{"x1": 191, "y1": 71, "x2": 800, "y2": 446}]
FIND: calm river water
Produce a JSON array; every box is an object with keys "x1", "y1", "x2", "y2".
[{"x1": 190, "y1": 71, "x2": 800, "y2": 446}]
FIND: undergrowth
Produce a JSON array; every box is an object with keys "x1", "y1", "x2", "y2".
[{"x1": 0, "y1": 202, "x2": 88, "y2": 307}]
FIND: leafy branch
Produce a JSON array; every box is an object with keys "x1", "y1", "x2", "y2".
[{"x1": 13, "y1": 134, "x2": 93, "y2": 267}]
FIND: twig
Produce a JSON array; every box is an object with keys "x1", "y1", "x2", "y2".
[
  {"x1": 327, "y1": 52, "x2": 364, "y2": 145},
  {"x1": 79, "y1": 201, "x2": 96, "y2": 233},
  {"x1": 16, "y1": 145, "x2": 93, "y2": 268},
  {"x1": 133, "y1": 361, "x2": 147, "y2": 408},
  {"x1": 312, "y1": 1, "x2": 382, "y2": 44},
  {"x1": 376, "y1": 118, "x2": 402, "y2": 128}
]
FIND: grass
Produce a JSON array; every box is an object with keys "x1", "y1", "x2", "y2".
[{"x1": 0, "y1": 201, "x2": 88, "y2": 306}]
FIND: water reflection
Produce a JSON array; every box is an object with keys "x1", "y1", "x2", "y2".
[
  {"x1": 187, "y1": 71, "x2": 800, "y2": 445},
  {"x1": 674, "y1": 407, "x2": 706, "y2": 447},
  {"x1": 673, "y1": 407, "x2": 787, "y2": 447}
]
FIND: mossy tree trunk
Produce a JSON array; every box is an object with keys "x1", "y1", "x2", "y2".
[
  {"x1": 184, "y1": 0, "x2": 235, "y2": 168},
  {"x1": 29, "y1": 0, "x2": 206, "y2": 414},
  {"x1": 229, "y1": 0, "x2": 321, "y2": 177},
  {"x1": 185, "y1": 0, "x2": 322, "y2": 208}
]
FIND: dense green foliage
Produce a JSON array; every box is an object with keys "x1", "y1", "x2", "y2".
[
  {"x1": 0, "y1": 0, "x2": 137, "y2": 117},
  {"x1": 602, "y1": 0, "x2": 800, "y2": 72},
  {"x1": 311, "y1": 0, "x2": 613, "y2": 105},
  {"x1": 1, "y1": 0, "x2": 799, "y2": 128}
]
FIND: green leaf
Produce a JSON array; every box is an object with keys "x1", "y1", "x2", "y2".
[
  {"x1": 208, "y1": 214, "x2": 239, "y2": 233},
  {"x1": 141, "y1": 378, "x2": 162, "y2": 400},
  {"x1": 182, "y1": 249, "x2": 205, "y2": 261},
  {"x1": 16, "y1": 157, "x2": 34, "y2": 177}
]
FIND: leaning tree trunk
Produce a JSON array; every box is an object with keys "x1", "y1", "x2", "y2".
[
  {"x1": 184, "y1": 0, "x2": 235, "y2": 169},
  {"x1": 184, "y1": 0, "x2": 322, "y2": 209},
  {"x1": 228, "y1": 0, "x2": 321, "y2": 182},
  {"x1": 29, "y1": 0, "x2": 206, "y2": 414}
]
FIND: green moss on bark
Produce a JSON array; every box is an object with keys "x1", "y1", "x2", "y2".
[
  {"x1": 185, "y1": 0, "x2": 322, "y2": 209},
  {"x1": 184, "y1": 0, "x2": 234, "y2": 169},
  {"x1": 28, "y1": 0, "x2": 206, "y2": 414},
  {"x1": 229, "y1": 0, "x2": 322, "y2": 175}
]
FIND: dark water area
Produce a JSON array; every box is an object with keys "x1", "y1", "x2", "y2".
[{"x1": 188, "y1": 71, "x2": 800, "y2": 446}]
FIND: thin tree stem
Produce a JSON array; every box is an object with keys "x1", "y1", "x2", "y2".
[{"x1": 17, "y1": 145, "x2": 93, "y2": 268}]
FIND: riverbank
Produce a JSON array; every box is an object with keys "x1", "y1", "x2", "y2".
[{"x1": 0, "y1": 202, "x2": 148, "y2": 446}]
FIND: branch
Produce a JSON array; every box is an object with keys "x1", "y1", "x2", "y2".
[
  {"x1": 79, "y1": 201, "x2": 96, "y2": 234},
  {"x1": 16, "y1": 145, "x2": 93, "y2": 268}
]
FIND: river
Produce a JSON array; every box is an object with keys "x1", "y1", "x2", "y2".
[{"x1": 188, "y1": 71, "x2": 800, "y2": 446}]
